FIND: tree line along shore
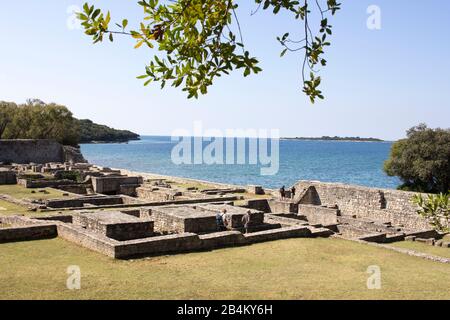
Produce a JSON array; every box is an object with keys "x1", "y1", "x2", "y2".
[{"x1": 0, "y1": 99, "x2": 140, "y2": 145}]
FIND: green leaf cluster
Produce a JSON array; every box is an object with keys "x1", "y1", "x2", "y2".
[
  {"x1": 77, "y1": 0, "x2": 340, "y2": 102},
  {"x1": 0, "y1": 100, "x2": 79, "y2": 146},
  {"x1": 413, "y1": 193, "x2": 450, "y2": 233}
]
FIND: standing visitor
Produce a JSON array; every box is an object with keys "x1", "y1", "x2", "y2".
[
  {"x1": 280, "y1": 186, "x2": 286, "y2": 200},
  {"x1": 242, "y1": 210, "x2": 252, "y2": 234},
  {"x1": 216, "y1": 209, "x2": 225, "y2": 231},
  {"x1": 221, "y1": 208, "x2": 230, "y2": 229},
  {"x1": 291, "y1": 186, "x2": 296, "y2": 199}
]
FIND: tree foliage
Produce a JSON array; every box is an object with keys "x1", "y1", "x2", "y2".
[
  {"x1": 0, "y1": 101, "x2": 140, "y2": 145},
  {"x1": 0, "y1": 100, "x2": 79, "y2": 146},
  {"x1": 384, "y1": 124, "x2": 450, "y2": 193},
  {"x1": 413, "y1": 193, "x2": 450, "y2": 233},
  {"x1": 77, "y1": 0, "x2": 341, "y2": 103}
]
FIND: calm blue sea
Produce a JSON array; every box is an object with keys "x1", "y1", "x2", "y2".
[{"x1": 80, "y1": 136, "x2": 400, "y2": 189}]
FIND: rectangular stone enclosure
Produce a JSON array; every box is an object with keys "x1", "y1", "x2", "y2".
[
  {"x1": 91, "y1": 176, "x2": 143, "y2": 195},
  {"x1": 298, "y1": 204, "x2": 340, "y2": 225},
  {"x1": 144, "y1": 204, "x2": 264, "y2": 234}
]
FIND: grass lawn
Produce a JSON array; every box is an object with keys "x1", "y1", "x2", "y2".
[
  {"x1": 0, "y1": 185, "x2": 67, "y2": 200},
  {"x1": 389, "y1": 241, "x2": 450, "y2": 259},
  {"x1": 171, "y1": 182, "x2": 214, "y2": 191},
  {"x1": 1, "y1": 237, "x2": 450, "y2": 300},
  {"x1": 0, "y1": 199, "x2": 30, "y2": 216}
]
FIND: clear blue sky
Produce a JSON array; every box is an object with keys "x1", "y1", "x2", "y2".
[{"x1": 1, "y1": 0, "x2": 449, "y2": 140}]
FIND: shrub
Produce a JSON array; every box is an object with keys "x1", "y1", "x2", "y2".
[{"x1": 384, "y1": 124, "x2": 450, "y2": 193}]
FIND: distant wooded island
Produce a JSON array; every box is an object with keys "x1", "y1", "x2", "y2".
[{"x1": 282, "y1": 136, "x2": 384, "y2": 142}]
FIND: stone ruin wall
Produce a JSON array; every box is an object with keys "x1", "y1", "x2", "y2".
[
  {"x1": 294, "y1": 181, "x2": 430, "y2": 230},
  {"x1": 0, "y1": 139, "x2": 86, "y2": 164}
]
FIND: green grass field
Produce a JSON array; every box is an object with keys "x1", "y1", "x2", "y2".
[
  {"x1": 1, "y1": 237, "x2": 450, "y2": 300},
  {"x1": 0, "y1": 199, "x2": 30, "y2": 216},
  {"x1": 0, "y1": 185, "x2": 71, "y2": 217},
  {"x1": 0, "y1": 185, "x2": 67, "y2": 200}
]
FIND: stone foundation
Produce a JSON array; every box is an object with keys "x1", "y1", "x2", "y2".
[
  {"x1": 45, "y1": 195, "x2": 125, "y2": 208},
  {"x1": 267, "y1": 199, "x2": 298, "y2": 214},
  {"x1": 91, "y1": 176, "x2": 143, "y2": 194},
  {"x1": 298, "y1": 204, "x2": 339, "y2": 225},
  {"x1": 294, "y1": 181, "x2": 431, "y2": 231}
]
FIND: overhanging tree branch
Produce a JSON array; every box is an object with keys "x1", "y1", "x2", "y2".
[{"x1": 77, "y1": 0, "x2": 341, "y2": 103}]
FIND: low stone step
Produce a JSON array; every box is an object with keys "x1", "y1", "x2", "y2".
[
  {"x1": 404, "y1": 229, "x2": 439, "y2": 239},
  {"x1": 384, "y1": 233, "x2": 406, "y2": 243},
  {"x1": 307, "y1": 227, "x2": 334, "y2": 238},
  {"x1": 244, "y1": 226, "x2": 311, "y2": 244}
]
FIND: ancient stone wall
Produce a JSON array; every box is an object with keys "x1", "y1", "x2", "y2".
[
  {"x1": 150, "y1": 208, "x2": 218, "y2": 234},
  {"x1": 73, "y1": 211, "x2": 154, "y2": 241},
  {"x1": 57, "y1": 223, "x2": 117, "y2": 257},
  {"x1": 0, "y1": 224, "x2": 57, "y2": 243},
  {"x1": 17, "y1": 178, "x2": 76, "y2": 189},
  {"x1": 294, "y1": 181, "x2": 430, "y2": 230},
  {"x1": 0, "y1": 169, "x2": 16, "y2": 184},
  {"x1": 136, "y1": 187, "x2": 181, "y2": 202},
  {"x1": 0, "y1": 139, "x2": 85, "y2": 164},
  {"x1": 91, "y1": 176, "x2": 143, "y2": 194},
  {"x1": 243, "y1": 199, "x2": 271, "y2": 212},
  {"x1": 267, "y1": 199, "x2": 298, "y2": 214},
  {"x1": 114, "y1": 233, "x2": 203, "y2": 259},
  {"x1": 243, "y1": 226, "x2": 311, "y2": 244},
  {"x1": 0, "y1": 139, "x2": 64, "y2": 163},
  {"x1": 298, "y1": 204, "x2": 339, "y2": 225},
  {"x1": 45, "y1": 196, "x2": 124, "y2": 209}
]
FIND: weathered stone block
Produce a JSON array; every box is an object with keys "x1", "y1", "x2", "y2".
[
  {"x1": 136, "y1": 186, "x2": 182, "y2": 201},
  {"x1": 150, "y1": 206, "x2": 218, "y2": 234},
  {"x1": 247, "y1": 185, "x2": 264, "y2": 195},
  {"x1": 0, "y1": 169, "x2": 16, "y2": 185},
  {"x1": 91, "y1": 176, "x2": 143, "y2": 194},
  {"x1": 200, "y1": 231, "x2": 246, "y2": 249},
  {"x1": 73, "y1": 211, "x2": 154, "y2": 241},
  {"x1": 299, "y1": 204, "x2": 339, "y2": 225},
  {"x1": 244, "y1": 226, "x2": 311, "y2": 244},
  {"x1": 267, "y1": 199, "x2": 297, "y2": 214},
  {"x1": 0, "y1": 139, "x2": 64, "y2": 164},
  {"x1": 46, "y1": 195, "x2": 124, "y2": 209},
  {"x1": 113, "y1": 233, "x2": 202, "y2": 259},
  {"x1": 0, "y1": 224, "x2": 57, "y2": 243}
]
